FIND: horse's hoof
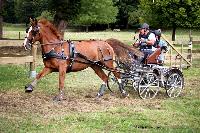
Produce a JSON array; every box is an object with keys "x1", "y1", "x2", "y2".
[
  {"x1": 110, "y1": 92, "x2": 115, "y2": 96},
  {"x1": 96, "y1": 93, "x2": 103, "y2": 98},
  {"x1": 95, "y1": 93, "x2": 103, "y2": 102},
  {"x1": 122, "y1": 92, "x2": 129, "y2": 98},
  {"x1": 25, "y1": 84, "x2": 33, "y2": 93}
]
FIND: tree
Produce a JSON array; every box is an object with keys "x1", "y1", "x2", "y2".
[
  {"x1": 138, "y1": 0, "x2": 200, "y2": 40},
  {"x1": 47, "y1": 0, "x2": 81, "y2": 37},
  {"x1": 113, "y1": 0, "x2": 139, "y2": 29},
  {"x1": 0, "y1": 0, "x2": 4, "y2": 39},
  {"x1": 75, "y1": 0, "x2": 118, "y2": 32},
  {"x1": 37, "y1": 10, "x2": 54, "y2": 22},
  {"x1": 14, "y1": 0, "x2": 48, "y2": 24},
  {"x1": 2, "y1": 0, "x2": 16, "y2": 23}
]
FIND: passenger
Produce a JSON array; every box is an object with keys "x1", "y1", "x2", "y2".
[
  {"x1": 154, "y1": 29, "x2": 168, "y2": 64},
  {"x1": 133, "y1": 23, "x2": 156, "y2": 63}
]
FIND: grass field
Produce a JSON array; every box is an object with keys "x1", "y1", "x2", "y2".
[
  {"x1": 0, "y1": 61, "x2": 200, "y2": 132},
  {"x1": 2, "y1": 23, "x2": 200, "y2": 45},
  {"x1": 0, "y1": 24, "x2": 200, "y2": 132}
]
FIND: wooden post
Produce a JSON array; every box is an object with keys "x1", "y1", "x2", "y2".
[
  {"x1": 19, "y1": 32, "x2": 20, "y2": 39},
  {"x1": 180, "y1": 43, "x2": 183, "y2": 69},
  {"x1": 188, "y1": 37, "x2": 193, "y2": 64},
  {"x1": 188, "y1": 31, "x2": 193, "y2": 66},
  {"x1": 170, "y1": 46, "x2": 172, "y2": 67},
  {"x1": 30, "y1": 44, "x2": 37, "y2": 78}
]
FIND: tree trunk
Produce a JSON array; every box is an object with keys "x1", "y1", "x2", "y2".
[
  {"x1": 53, "y1": 12, "x2": 67, "y2": 40},
  {"x1": 0, "y1": 0, "x2": 3, "y2": 39},
  {"x1": 0, "y1": 16, "x2": 2, "y2": 39},
  {"x1": 172, "y1": 26, "x2": 176, "y2": 41},
  {"x1": 86, "y1": 26, "x2": 88, "y2": 32},
  {"x1": 56, "y1": 20, "x2": 67, "y2": 40}
]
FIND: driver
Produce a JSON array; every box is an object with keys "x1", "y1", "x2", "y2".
[{"x1": 133, "y1": 23, "x2": 156, "y2": 63}]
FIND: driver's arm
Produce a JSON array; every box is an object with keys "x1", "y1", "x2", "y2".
[{"x1": 140, "y1": 33, "x2": 156, "y2": 46}]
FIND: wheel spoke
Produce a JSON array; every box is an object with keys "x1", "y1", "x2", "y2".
[
  {"x1": 138, "y1": 73, "x2": 159, "y2": 99},
  {"x1": 140, "y1": 86, "x2": 148, "y2": 95},
  {"x1": 165, "y1": 70, "x2": 184, "y2": 98}
]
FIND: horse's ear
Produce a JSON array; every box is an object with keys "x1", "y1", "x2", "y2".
[
  {"x1": 33, "y1": 18, "x2": 38, "y2": 23},
  {"x1": 33, "y1": 18, "x2": 38, "y2": 26},
  {"x1": 30, "y1": 18, "x2": 38, "y2": 26},
  {"x1": 30, "y1": 18, "x2": 34, "y2": 24}
]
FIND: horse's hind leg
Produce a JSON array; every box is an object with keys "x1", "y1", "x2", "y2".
[
  {"x1": 25, "y1": 67, "x2": 52, "y2": 92},
  {"x1": 91, "y1": 66, "x2": 110, "y2": 98},
  {"x1": 112, "y1": 71, "x2": 129, "y2": 97},
  {"x1": 103, "y1": 60, "x2": 129, "y2": 97}
]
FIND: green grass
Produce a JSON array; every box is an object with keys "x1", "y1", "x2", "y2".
[
  {"x1": 0, "y1": 63, "x2": 200, "y2": 132},
  {"x1": 0, "y1": 24, "x2": 200, "y2": 132},
  {"x1": 3, "y1": 23, "x2": 26, "y2": 31},
  {"x1": 2, "y1": 23, "x2": 200, "y2": 45}
]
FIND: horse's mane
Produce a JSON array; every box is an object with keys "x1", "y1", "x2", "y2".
[
  {"x1": 106, "y1": 38, "x2": 144, "y2": 63},
  {"x1": 38, "y1": 19, "x2": 62, "y2": 40}
]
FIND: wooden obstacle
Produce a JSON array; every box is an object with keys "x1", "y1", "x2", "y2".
[
  {"x1": 0, "y1": 44, "x2": 37, "y2": 78},
  {"x1": 162, "y1": 34, "x2": 192, "y2": 69}
]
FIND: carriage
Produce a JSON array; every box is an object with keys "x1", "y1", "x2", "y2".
[{"x1": 107, "y1": 46, "x2": 184, "y2": 99}]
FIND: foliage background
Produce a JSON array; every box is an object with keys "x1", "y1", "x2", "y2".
[{"x1": 2, "y1": 0, "x2": 200, "y2": 29}]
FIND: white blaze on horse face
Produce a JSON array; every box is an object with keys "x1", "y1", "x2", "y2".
[{"x1": 23, "y1": 26, "x2": 33, "y2": 49}]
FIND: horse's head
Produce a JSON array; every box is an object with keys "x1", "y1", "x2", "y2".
[{"x1": 23, "y1": 18, "x2": 41, "y2": 50}]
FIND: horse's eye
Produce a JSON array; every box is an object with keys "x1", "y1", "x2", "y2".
[
  {"x1": 31, "y1": 27, "x2": 40, "y2": 36},
  {"x1": 31, "y1": 30, "x2": 37, "y2": 36}
]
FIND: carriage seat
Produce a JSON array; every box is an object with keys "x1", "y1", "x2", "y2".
[{"x1": 145, "y1": 46, "x2": 167, "y2": 65}]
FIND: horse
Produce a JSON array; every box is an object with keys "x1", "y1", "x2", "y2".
[{"x1": 23, "y1": 18, "x2": 130, "y2": 101}]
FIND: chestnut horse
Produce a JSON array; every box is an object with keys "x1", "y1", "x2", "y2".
[{"x1": 23, "y1": 18, "x2": 129, "y2": 101}]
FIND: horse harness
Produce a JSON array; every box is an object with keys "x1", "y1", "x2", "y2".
[{"x1": 42, "y1": 40, "x2": 113, "y2": 71}]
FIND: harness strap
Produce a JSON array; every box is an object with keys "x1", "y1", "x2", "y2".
[
  {"x1": 42, "y1": 50, "x2": 68, "y2": 60},
  {"x1": 67, "y1": 40, "x2": 76, "y2": 71}
]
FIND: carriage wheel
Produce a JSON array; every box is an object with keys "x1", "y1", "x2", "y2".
[
  {"x1": 132, "y1": 80, "x2": 139, "y2": 91},
  {"x1": 107, "y1": 71, "x2": 119, "y2": 91},
  {"x1": 138, "y1": 73, "x2": 160, "y2": 99},
  {"x1": 165, "y1": 69, "x2": 184, "y2": 98}
]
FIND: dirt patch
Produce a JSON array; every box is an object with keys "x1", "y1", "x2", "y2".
[
  {"x1": 193, "y1": 49, "x2": 200, "y2": 53},
  {"x1": 0, "y1": 46, "x2": 41, "y2": 57},
  {"x1": 0, "y1": 46, "x2": 30, "y2": 57},
  {"x1": 0, "y1": 91, "x2": 163, "y2": 118}
]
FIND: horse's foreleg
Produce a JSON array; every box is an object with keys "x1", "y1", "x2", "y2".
[
  {"x1": 112, "y1": 71, "x2": 129, "y2": 97},
  {"x1": 25, "y1": 67, "x2": 52, "y2": 93},
  {"x1": 91, "y1": 66, "x2": 109, "y2": 98},
  {"x1": 53, "y1": 66, "x2": 66, "y2": 101}
]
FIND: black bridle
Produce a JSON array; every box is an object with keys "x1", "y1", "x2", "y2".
[
  {"x1": 24, "y1": 26, "x2": 40, "y2": 50},
  {"x1": 26, "y1": 26, "x2": 40, "y2": 43}
]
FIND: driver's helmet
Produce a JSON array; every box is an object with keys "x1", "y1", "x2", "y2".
[
  {"x1": 138, "y1": 23, "x2": 149, "y2": 30},
  {"x1": 154, "y1": 29, "x2": 162, "y2": 36}
]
